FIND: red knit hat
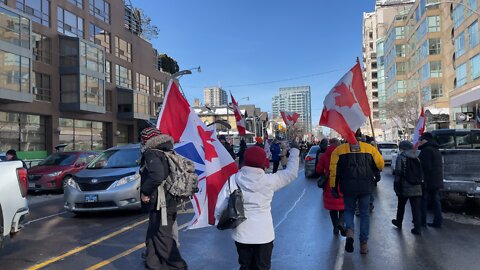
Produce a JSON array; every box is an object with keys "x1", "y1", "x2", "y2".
[
  {"x1": 243, "y1": 146, "x2": 268, "y2": 169},
  {"x1": 140, "y1": 127, "x2": 161, "y2": 144}
]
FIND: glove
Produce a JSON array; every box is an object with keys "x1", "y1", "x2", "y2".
[
  {"x1": 331, "y1": 186, "x2": 340, "y2": 198},
  {"x1": 289, "y1": 140, "x2": 299, "y2": 149}
]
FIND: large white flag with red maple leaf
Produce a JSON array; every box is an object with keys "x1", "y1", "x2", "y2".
[
  {"x1": 230, "y1": 92, "x2": 246, "y2": 136},
  {"x1": 280, "y1": 111, "x2": 300, "y2": 127},
  {"x1": 412, "y1": 107, "x2": 425, "y2": 148},
  {"x1": 319, "y1": 62, "x2": 371, "y2": 144}
]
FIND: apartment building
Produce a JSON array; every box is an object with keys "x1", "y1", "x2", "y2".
[
  {"x1": 0, "y1": 0, "x2": 171, "y2": 158},
  {"x1": 271, "y1": 86, "x2": 312, "y2": 134},
  {"x1": 203, "y1": 86, "x2": 227, "y2": 107}
]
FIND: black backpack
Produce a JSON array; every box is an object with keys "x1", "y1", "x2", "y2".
[{"x1": 403, "y1": 157, "x2": 423, "y2": 185}]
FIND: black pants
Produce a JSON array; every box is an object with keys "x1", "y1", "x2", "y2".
[
  {"x1": 396, "y1": 196, "x2": 421, "y2": 229},
  {"x1": 235, "y1": 241, "x2": 274, "y2": 270},
  {"x1": 145, "y1": 210, "x2": 188, "y2": 270},
  {"x1": 421, "y1": 189, "x2": 443, "y2": 226},
  {"x1": 272, "y1": 161, "x2": 280, "y2": 173},
  {"x1": 329, "y1": 210, "x2": 344, "y2": 229}
]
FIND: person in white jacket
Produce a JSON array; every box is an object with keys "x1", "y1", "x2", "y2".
[{"x1": 215, "y1": 142, "x2": 300, "y2": 270}]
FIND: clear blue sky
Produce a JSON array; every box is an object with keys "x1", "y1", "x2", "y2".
[{"x1": 131, "y1": 0, "x2": 376, "y2": 126}]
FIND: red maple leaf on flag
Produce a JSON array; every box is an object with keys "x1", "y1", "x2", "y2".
[
  {"x1": 197, "y1": 126, "x2": 218, "y2": 162},
  {"x1": 333, "y1": 83, "x2": 356, "y2": 108}
]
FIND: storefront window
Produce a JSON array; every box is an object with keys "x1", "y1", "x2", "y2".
[
  {"x1": 116, "y1": 124, "x2": 129, "y2": 146},
  {"x1": 15, "y1": 0, "x2": 49, "y2": 27},
  {"x1": 0, "y1": 112, "x2": 46, "y2": 151},
  {"x1": 59, "y1": 118, "x2": 105, "y2": 151},
  {"x1": 1, "y1": 6, "x2": 30, "y2": 48}
]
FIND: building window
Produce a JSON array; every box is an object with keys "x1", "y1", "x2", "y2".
[
  {"x1": 1, "y1": 6, "x2": 30, "y2": 49},
  {"x1": 114, "y1": 36, "x2": 132, "y2": 62},
  {"x1": 470, "y1": 54, "x2": 480, "y2": 80},
  {"x1": 59, "y1": 118, "x2": 106, "y2": 151},
  {"x1": 136, "y1": 73, "x2": 149, "y2": 93},
  {"x1": 79, "y1": 41, "x2": 104, "y2": 73},
  {"x1": 15, "y1": 0, "x2": 49, "y2": 27},
  {"x1": 396, "y1": 62, "x2": 406, "y2": 75},
  {"x1": 468, "y1": 20, "x2": 479, "y2": 48},
  {"x1": 105, "y1": 60, "x2": 111, "y2": 83},
  {"x1": 88, "y1": 0, "x2": 110, "y2": 24},
  {"x1": 152, "y1": 79, "x2": 164, "y2": 98},
  {"x1": 80, "y1": 75, "x2": 104, "y2": 106},
  {"x1": 429, "y1": 38, "x2": 441, "y2": 55},
  {"x1": 453, "y1": 5, "x2": 464, "y2": 28},
  {"x1": 395, "y1": 26, "x2": 404, "y2": 39},
  {"x1": 134, "y1": 92, "x2": 149, "y2": 115},
  {"x1": 89, "y1": 23, "x2": 110, "y2": 53},
  {"x1": 430, "y1": 61, "x2": 442, "y2": 77},
  {"x1": 0, "y1": 112, "x2": 46, "y2": 152},
  {"x1": 427, "y1": 16, "x2": 440, "y2": 32},
  {"x1": 124, "y1": 6, "x2": 141, "y2": 35},
  {"x1": 456, "y1": 63, "x2": 467, "y2": 87},
  {"x1": 105, "y1": 89, "x2": 112, "y2": 112},
  {"x1": 455, "y1": 32, "x2": 465, "y2": 57},
  {"x1": 395, "y1": 44, "x2": 405, "y2": 57},
  {"x1": 67, "y1": 0, "x2": 83, "y2": 8},
  {"x1": 430, "y1": 83, "x2": 443, "y2": 99},
  {"x1": 31, "y1": 32, "x2": 51, "y2": 64},
  {"x1": 421, "y1": 40, "x2": 428, "y2": 59},
  {"x1": 61, "y1": 75, "x2": 79, "y2": 103},
  {"x1": 57, "y1": 7, "x2": 84, "y2": 38},
  {"x1": 33, "y1": 72, "x2": 50, "y2": 101},
  {"x1": 467, "y1": 0, "x2": 477, "y2": 17},
  {"x1": 115, "y1": 64, "x2": 132, "y2": 89},
  {"x1": 0, "y1": 50, "x2": 30, "y2": 93},
  {"x1": 420, "y1": 19, "x2": 427, "y2": 37},
  {"x1": 396, "y1": 80, "x2": 406, "y2": 93}
]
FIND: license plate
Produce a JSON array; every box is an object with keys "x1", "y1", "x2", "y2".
[
  {"x1": 28, "y1": 183, "x2": 35, "y2": 188},
  {"x1": 84, "y1": 195, "x2": 98, "y2": 203}
]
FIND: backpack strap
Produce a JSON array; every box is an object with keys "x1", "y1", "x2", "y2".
[{"x1": 156, "y1": 182, "x2": 168, "y2": 226}]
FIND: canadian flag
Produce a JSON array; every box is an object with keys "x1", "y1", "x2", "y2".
[
  {"x1": 412, "y1": 107, "x2": 426, "y2": 148},
  {"x1": 230, "y1": 92, "x2": 246, "y2": 136},
  {"x1": 264, "y1": 129, "x2": 272, "y2": 159},
  {"x1": 157, "y1": 81, "x2": 238, "y2": 228},
  {"x1": 319, "y1": 62, "x2": 371, "y2": 144},
  {"x1": 280, "y1": 111, "x2": 300, "y2": 127}
]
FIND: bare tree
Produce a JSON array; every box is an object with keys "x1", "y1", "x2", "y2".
[{"x1": 383, "y1": 90, "x2": 420, "y2": 139}]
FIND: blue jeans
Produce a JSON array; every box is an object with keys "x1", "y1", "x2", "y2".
[
  {"x1": 421, "y1": 189, "x2": 443, "y2": 226},
  {"x1": 344, "y1": 194, "x2": 371, "y2": 243}
]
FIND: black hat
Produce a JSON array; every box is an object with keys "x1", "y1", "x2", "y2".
[
  {"x1": 399, "y1": 140, "x2": 413, "y2": 151},
  {"x1": 218, "y1": 135, "x2": 226, "y2": 141},
  {"x1": 6, "y1": 149, "x2": 16, "y2": 156},
  {"x1": 420, "y1": 132, "x2": 434, "y2": 142}
]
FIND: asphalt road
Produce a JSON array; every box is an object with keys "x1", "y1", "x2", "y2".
[{"x1": 1, "y1": 166, "x2": 479, "y2": 270}]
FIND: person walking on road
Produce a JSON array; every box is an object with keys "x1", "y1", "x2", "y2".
[
  {"x1": 315, "y1": 138, "x2": 345, "y2": 236},
  {"x1": 237, "y1": 139, "x2": 247, "y2": 168},
  {"x1": 279, "y1": 141, "x2": 289, "y2": 169},
  {"x1": 418, "y1": 132, "x2": 444, "y2": 228},
  {"x1": 139, "y1": 127, "x2": 188, "y2": 270},
  {"x1": 270, "y1": 138, "x2": 281, "y2": 173},
  {"x1": 391, "y1": 141, "x2": 423, "y2": 235},
  {"x1": 329, "y1": 130, "x2": 384, "y2": 254},
  {"x1": 216, "y1": 143, "x2": 300, "y2": 270},
  {"x1": 255, "y1": 137, "x2": 264, "y2": 148}
]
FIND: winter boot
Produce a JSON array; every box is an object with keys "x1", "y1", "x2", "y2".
[
  {"x1": 337, "y1": 224, "x2": 347, "y2": 237},
  {"x1": 345, "y1": 229, "x2": 354, "y2": 253},
  {"x1": 391, "y1": 219, "x2": 402, "y2": 229},
  {"x1": 360, "y1": 242, "x2": 368, "y2": 254}
]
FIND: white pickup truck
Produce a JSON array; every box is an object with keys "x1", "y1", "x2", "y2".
[{"x1": 0, "y1": 161, "x2": 29, "y2": 249}]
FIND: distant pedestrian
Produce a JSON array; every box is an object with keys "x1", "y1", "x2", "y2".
[
  {"x1": 315, "y1": 138, "x2": 329, "y2": 166},
  {"x1": 215, "y1": 142, "x2": 300, "y2": 270},
  {"x1": 315, "y1": 138, "x2": 345, "y2": 236},
  {"x1": 391, "y1": 141, "x2": 423, "y2": 235},
  {"x1": 270, "y1": 138, "x2": 281, "y2": 173},
  {"x1": 6, "y1": 149, "x2": 27, "y2": 169},
  {"x1": 219, "y1": 135, "x2": 236, "y2": 160},
  {"x1": 279, "y1": 141, "x2": 289, "y2": 169},
  {"x1": 418, "y1": 132, "x2": 443, "y2": 228},
  {"x1": 237, "y1": 139, "x2": 247, "y2": 168},
  {"x1": 255, "y1": 137, "x2": 264, "y2": 148},
  {"x1": 329, "y1": 130, "x2": 384, "y2": 254},
  {"x1": 139, "y1": 127, "x2": 188, "y2": 270}
]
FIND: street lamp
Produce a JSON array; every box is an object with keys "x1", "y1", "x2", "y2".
[{"x1": 172, "y1": 66, "x2": 201, "y2": 79}]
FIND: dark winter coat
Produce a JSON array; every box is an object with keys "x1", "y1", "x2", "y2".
[
  {"x1": 270, "y1": 143, "x2": 281, "y2": 161},
  {"x1": 418, "y1": 141, "x2": 444, "y2": 191},
  {"x1": 223, "y1": 142, "x2": 236, "y2": 160},
  {"x1": 140, "y1": 135, "x2": 177, "y2": 212},
  {"x1": 394, "y1": 150, "x2": 423, "y2": 197},
  {"x1": 316, "y1": 145, "x2": 344, "y2": 211}
]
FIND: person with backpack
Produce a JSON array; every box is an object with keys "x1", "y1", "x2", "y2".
[
  {"x1": 215, "y1": 142, "x2": 299, "y2": 270},
  {"x1": 139, "y1": 127, "x2": 189, "y2": 270},
  {"x1": 391, "y1": 141, "x2": 423, "y2": 235},
  {"x1": 418, "y1": 132, "x2": 444, "y2": 228},
  {"x1": 270, "y1": 137, "x2": 281, "y2": 173}
]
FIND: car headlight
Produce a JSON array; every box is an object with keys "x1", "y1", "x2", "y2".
[
  {"x1": 66, "y1": 177, "x2": 79, "y2": 189},
  {"x1": 113, "y1": 174, "x2": 141, "y2": 188},
  {"x1": 48, "y1": 171, "x2": 63, "y2": 177}
]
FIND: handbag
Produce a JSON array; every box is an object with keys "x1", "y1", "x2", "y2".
[
  {"x1": 317, "y1": 175, "x2": 327, "y2": 189},
  {"x1": 216, "y1": 176, "x2": 247, "y2": 230}
]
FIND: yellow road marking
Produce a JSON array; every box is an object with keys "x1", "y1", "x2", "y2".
[
  {"x1": 85, "y1": 243, "x2": 144, "y2": 270},
  {"x1": 27, "y1": 218, "x2": 149, "y2": 270}
]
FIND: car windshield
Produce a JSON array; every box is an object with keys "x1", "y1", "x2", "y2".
[
  {"x1": 38, "y1": 153, "x2": 77, "y2": 166},
  {"x1": 87, "y1": 148, "x2": 140, "y2": 169},
  {"x1": 378, "y1": 144, "x2": 397, "y2": 149},
  {"x1": 308, "y1": 146, "x2": 320, "y2": 155}
]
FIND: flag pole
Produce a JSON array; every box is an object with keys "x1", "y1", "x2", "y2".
[{"x1": 357, "y1": 57, "x2": 377, "y2": 146}]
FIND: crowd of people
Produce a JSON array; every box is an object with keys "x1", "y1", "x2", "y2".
[{"x1": 138, "y1": 127, "x2": 444, "y2": 269}]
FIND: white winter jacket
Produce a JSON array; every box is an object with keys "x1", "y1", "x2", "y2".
[{"x1": 215, "y1": 148, "x2": 300, "y2": 244}]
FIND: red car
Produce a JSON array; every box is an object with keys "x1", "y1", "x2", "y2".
[{"x1": 28, "y1": 151, "x2": 98, "y2": 192}]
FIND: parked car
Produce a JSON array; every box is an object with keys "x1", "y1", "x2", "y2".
[
  {"x1": 0, "y1": 160, "x2": 29, "y2": 249},
  {"x1": 28, "y1": 151, "x2": 98, "y2": 192},
  {"x1": 64, "y1": 144, "x2": 142, "y2": 214},
  {"x1": 377, "y1": 142, "x2": 398, "y2": 165},
  {"x1": 304, "y1": 145, "x2": 320, "y2": 178},
  {"x1": 0, "y1": 152, "x2": 6, "y2": 161}
]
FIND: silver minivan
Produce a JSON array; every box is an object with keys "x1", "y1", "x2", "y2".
[{"x1": 64, "y1": 144, "x2": 142, "y2": 214}]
